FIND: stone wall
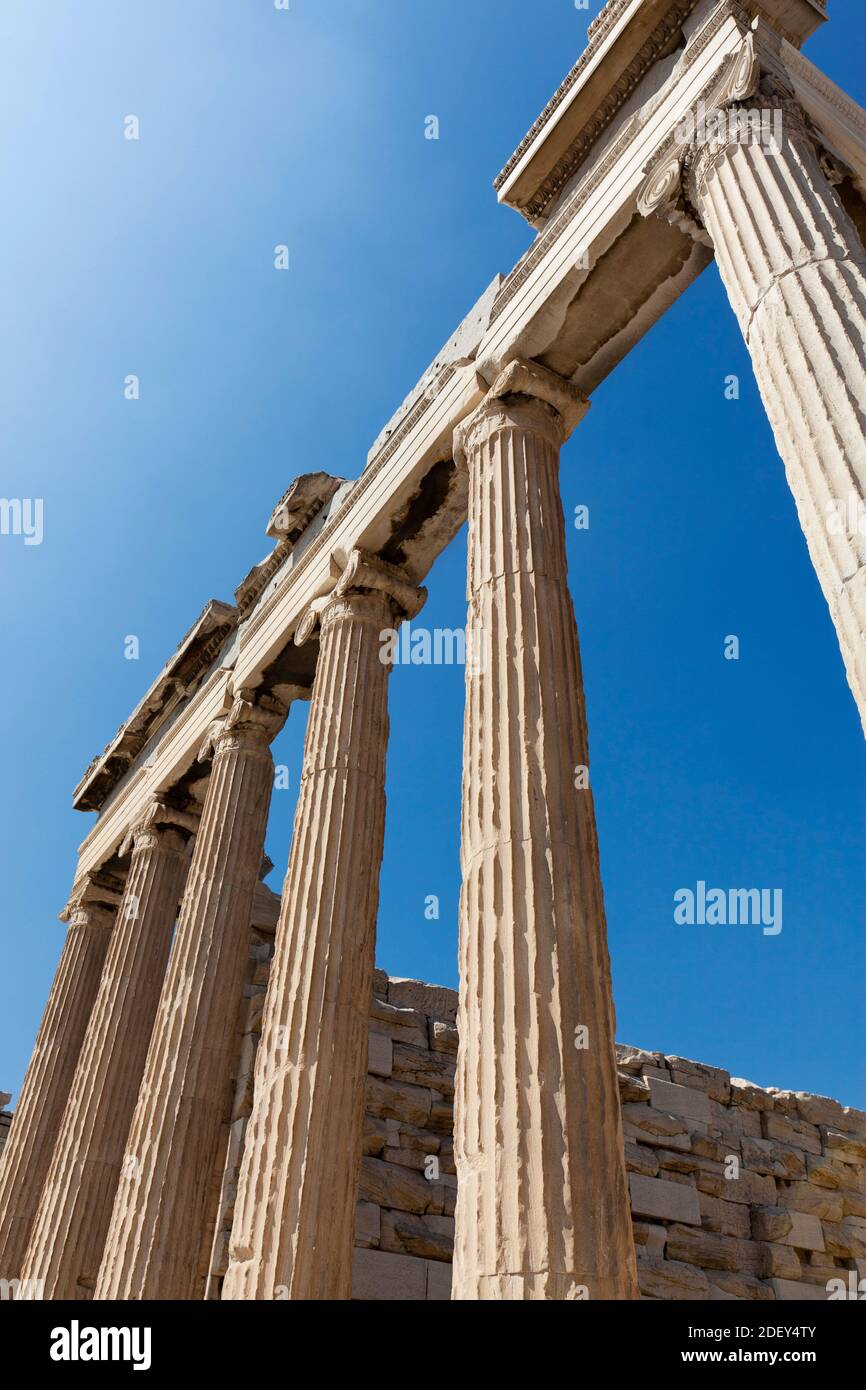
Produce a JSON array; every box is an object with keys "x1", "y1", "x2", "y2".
[
  {"x1": 353, "y1": 969, "x2": 458, "y2": 1302},
  {"x1": 7, "y1": 972, "x2": 866, "y2": 1301},
  {"x1": 207, "y1": 964, "x2": 866, "y2": 1301}
]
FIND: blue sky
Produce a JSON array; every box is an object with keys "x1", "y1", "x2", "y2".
[{"x1": 1, "y1": 0, "x2": 864, "y2": 1110}]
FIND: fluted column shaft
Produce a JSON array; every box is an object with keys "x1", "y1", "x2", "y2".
[
  {"x1": 19, "y1": 816, "x2": 191, "y2": 1299},
  {"x1": 223, "y1": 552, "x2": 423, "y2": 1301},
  {"x1": 0, "y1": 891, "x2": 116, "y2": 1284},
  {"x1": 688, "y1": 90, "x2": 866, "y2": 732},
  {"x1": 451, "y1": 359, "x2": 638, "y2": 1301},
  {"x1": 94, "y1": 693, "x2": 286, "y2": 1300}
]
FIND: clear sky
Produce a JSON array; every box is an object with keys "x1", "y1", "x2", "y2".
[{"x1": 1, "y1": 0, "x2": 864, "y2": 1110}]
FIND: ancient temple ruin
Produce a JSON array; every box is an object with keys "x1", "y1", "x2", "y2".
[{"x1": 2, "y1": 0, "x2": 864, "y2": 1301}]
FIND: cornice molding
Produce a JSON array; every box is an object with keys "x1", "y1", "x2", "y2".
[
  {"x1": 490, "y1": 1, "x2": 754, "y2": 327},
  {"x1": 508, "y1": 0, "x2": 701, "y2": 224}
]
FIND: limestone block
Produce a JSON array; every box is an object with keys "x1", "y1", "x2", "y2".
[
  {"x1": 391, "y1": 1042, "x2": 455, "y2": 1095},
  {"x1": 756, "y1": 1205, "x2": 829, "y2": 1250},
  {"x1": 367, "y1": 1031, "x2": 393, "y2": 1079},
  {"x1": 806, "y1": 1153, "x2": 858, "y2": 1189},
  {"x1": 630, "y1": 1174, "x2": 700, "y2": 1225},
  {"x1": 665, "y1": 1225, "x2": 762, "y2": 1275},
  {"x1": 615, "y1": 1045, "x2": 668, "y2": 1075},
  {"x1": 800, "y1": 1264, "x2": 847, "y2": 1288},
  {"x1": 690, "y1": 1134, "x2": 730, "y2": 1163},
  {"x1": 665, "y1": 1057, "x2": 731, "y2": 1104},
  {"x1": 624, "y1": 1141, "x2": 659, "y2": 1177},
  {"x1": 366, "y1": 1076, "x2": 432, "y2": 1128},
  {"x1": 841, "y1": 1190, "x2": 866, "y2": 1220},
  {"x1": 441, "y1": 1179, "x2": 457, "y2": 1217},
  {"x1": 708, "y1": 1271, "x2": 774, "y2": 1301},
  {"x1": 698, "y1": 1194, "x2": 750, "y2": 1240},
  {"x1": 767, "y1": 1090, "x2": 800, "y2": 1117},
  {"x1": 429, "y1": 1020, "x2": 458, "y2": 1055},
  {"x1": 696, "y1": 1167, "x2": 777, "y2": 1208},
  {"x1": 622, "y1": 1103, "x2": 689, "y2": 1141},
  {"x1": 368, "y1": 998, "x2": 428, "y2": 1049},
  {"x1": 770, "y1": 1277, "x2": 827, "y2": 1301},
  {"x1": 632, "y1": 1222, "x2": 667, "y2": 1257},
  {"x1": 741, "y1": 1135, "x2": 806, "y2": 1180},
  {"x1": 383, "y1": 1147, "x2": 430, "y2": 1174},
  {"x1": 641, "y1": 1066, "x2": 671, "y2": 1084},
  {"x1": 759, "y1": 1243, "x2": 802, "y2": 1281},
  {"x1": 359, "y1": 1156, "x2": 444, "y2": 1216},
  {"x1": 618, "y1": 1072, "x2": 652, "y2": 1104},
  {"x1": 387, "y1": 978, "x2": 457, "y2": 1022},
  {"x1": 637, "y1": 1258, "x2": 709, "y2": 1300},
  {"x1": 656, "y1": 1149, "x2": 704, "y2": 1177},
  {"x1": 355, "y1": 1201, "x2": 381, "y2": 1249},
  {"x1": 363, "y1": 1115, "x2": 388, "y2": 1156},
  {"x1": 843, "y1": 1107, "x2": 866, "y2": 1136},
  {"x1": 351, "y1": 1248, "x2": 428, "y2": 1301},
  {"x1": 794, "y1": 1093, "x2": 849, "y2": 1128},
  {"x1": 426, "y1": 1259, "x2": 452, "y2": 1300},
  {"x1": 729, "y1": 1079, "x2": 775, "y2": 1112},
  {"x1": 389, "y1": 1122, "x2": 441, "y2": 1156},
  {"x1": 623, "y1": 1120, "x2": 691, "y2": 1153},
  {"x1": 710, "y1": 1099, "x2": 763, "y2": 1139},
  {"x1": 763, "y1": 1112, "x2": 822, "y2": 1155},
  {"x1": 380, "y1": 1211, "x2": 454, "y2": 1262},
  {"x1": 821, "y1": 1129, "x2": 866, "y2": 1162},
  {"x1": 371, "y1": 968, "x2": 389, "y2": 997},
  {"x1": 649, "y1": 1077, "x2": 711, "y2": 1124},
  {"x1": 785, "y1": 1213, "x2": 825, "y2": 1253},
  {"x1": 427, "y1": 1094, "x2": 454, "y2": 1136},
  {"x1": 822, "y1": 1219, "x2": 866, "y2": 1260},
  {"x1": 780, "y1": 1182, "x2": 843, "y2": 1222},
  {"x1": 752, "y1": 1206, "x2": 792, "y2": 1243}
]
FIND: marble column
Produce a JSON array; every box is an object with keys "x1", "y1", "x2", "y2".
[
  {"x1": 451, "y1": 358, "x2": 638, "y2": 1301},
  {"x1": 646, "y1": 72, "x2": 866, "y2": 734},
  {"x1": 0, "y1": 878, "x2": 119, "y2": 1284},
  {"x1": 94, "y1": 690, "x2": 288, "y2": 1300},
  {"x1": 222, "y1": 551, "x2": 425, "y2": 1301},
  {"x1": 18, "y1": 805, "x2": 196, "y2": 1299}
]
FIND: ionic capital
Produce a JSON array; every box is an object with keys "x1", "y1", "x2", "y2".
[
  {"x1": 453, "y1": 358, "x2": 589, "y2": 467},
  {"x1": 59, "y1": 872, "x2": 122, "y2": 931},
  {"x1": 637, "y1": 31, "x2": 816, "y2": 231},
  {"x1": 295, "y1": 549, "x2": 426, "y2": 645},
  {"x1": 197, "y1": 688, "x2": 289, "y2": 763},
  {"x1": 118, "y1": 800, "x2": 200, "y2": 860}
]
